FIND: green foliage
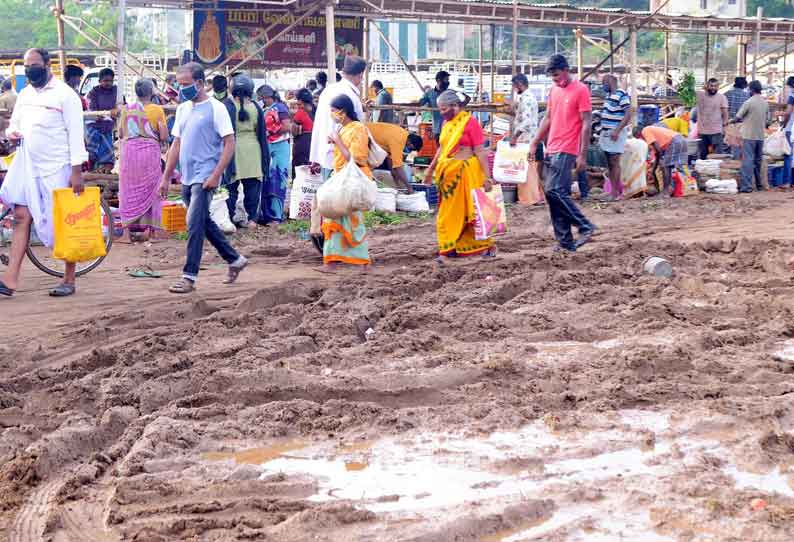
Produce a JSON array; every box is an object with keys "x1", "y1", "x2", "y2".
[
  {"x1": 278, "y1": 219, "x2": 310, "y2": 234},
  {"x1": 677, "y1": 72, "x2": 696, "y2": 108},
  {"x1": 364, "y1": 210, "x2": 404, "y2": 228},
  {"x1": 0, "y1": 1, "x2": 150, "y2": 53}
]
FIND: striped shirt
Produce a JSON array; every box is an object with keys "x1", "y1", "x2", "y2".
[
  {"x1": 725, "y1": 87, "x2": 750, "y2": 119},
  {"x1": 600, "y1": 89, "x2": 630, "y2": 131}
]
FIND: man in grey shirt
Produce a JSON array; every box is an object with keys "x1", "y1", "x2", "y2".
[
  {"x1": 160, "y1": 62, "x2": 248, "y2": 293},
  {"x1": 733, "y1": 80, "x2": 769, "y2": 193},
  {"x1": 369, "y1": 80, "x2": 395, "y2": 124}
]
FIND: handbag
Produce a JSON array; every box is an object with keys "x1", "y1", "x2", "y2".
[{"x1": 367, "y1": 130, "x2": 389, "y2": 168}]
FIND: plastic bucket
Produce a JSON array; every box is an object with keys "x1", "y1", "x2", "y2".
[{"x1": 643, "y1": 256, "x2": 673, "y2": 278}]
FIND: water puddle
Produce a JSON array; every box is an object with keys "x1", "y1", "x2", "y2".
[{"x1": 203, "y1": 440, "x2": 306, "y2": 465}]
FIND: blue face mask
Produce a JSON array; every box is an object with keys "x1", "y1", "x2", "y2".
[{"x1": 179, "y1": 82, "x2": 199, "y2": 102}]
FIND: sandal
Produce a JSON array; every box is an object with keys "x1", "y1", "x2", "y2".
[
  {"x1": 0, "y1": 279, "x2": 14, "y2": 297},
  {"x1": 223, "y1": 256, "x2": 248, "y2": 284},
  {"x1": 49, "y1": 283, "x2": 75, "y2": 297},
  {"x1": 128, "y1": 266, "x2": 163, "y2": 279},
  {"x1": 169, "y1": 278, "x2": 195, "y2": 294}
]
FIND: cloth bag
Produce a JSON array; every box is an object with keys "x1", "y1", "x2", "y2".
[
  {"x1": 518, "y1": 162, "x2": 545, "y2": 205},
  {"x1": 471, "y1": 185, "x2": 508, "y2": 241},
  {"x1": 52, "y1": 187, "x2": 107, "y2": 263},
  {"x1": 367, "y1": 130, "x2": 389, "y2": 168},
  {"x1": 290, "y1": 165, "x2": 324, "y2": 219},
  {"x1": 492, "y1": 140, "x2": 530, "y2": 184},
  {"x1": 316, "y1": 160, "x2": 378, "y2": 219}
]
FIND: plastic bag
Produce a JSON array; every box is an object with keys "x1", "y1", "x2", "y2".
[
  {"x1": 290, "y1": 165, "x2": 324, "y2": 219},
  {"x1": 471, "y1": 185, "x2": 508, "y2": 241},
  {"x1": 492, "y1": 140, "x2": 530, "y2": 184},
  {"x1": 396, "y1": 192, "x2": 430, "y2": 213},
  {"x1": 210, "y1": 190, "x2": 236, "y2": 234},
  {"x1": 764, "y1": 130, "x2": 791, "y2": 158},
  {"x1": 620, "y1": 137, "x2": 649, "y2": 199},
  {"x1": 52, "y1": 187, "x2": 107, "y2": 263},
  {"x1": 316, "y1": 160, "x2": 378, "y2": 219}
]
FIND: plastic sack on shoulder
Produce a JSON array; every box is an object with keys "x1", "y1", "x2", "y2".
[
  {"x1": 52, "y1": 187, "x2": 107, "y2": 263},
  {"x1": 316, "y1": 161, "x2": 377, "y2": 219},
  {"x1": 471, "y1": 184, "x2": 508, "y2": 241},
  {"x1": 492, "y1": 140, "x2": 530, "y2": 184}
]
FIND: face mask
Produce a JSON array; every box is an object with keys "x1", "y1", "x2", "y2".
[
  {"x1": 438, "y1": 81, "x2": 449, "y2": 91},
  {"x1": 440, "y1": 109, "x2": 456, "y2": 121},
  {"x1": 179, "y1": 83, "x2": 199, "y2": 102},
  {"x1": 332, "y1": 110, "x2": 346, "y2": 124},
  {"x1": 214, "y1": 90, "x2": 227, "y2": 101},
  {"x1": 25, "y1": 66, "x2": 47, "y2": 88}
]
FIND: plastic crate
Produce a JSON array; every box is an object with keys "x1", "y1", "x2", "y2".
[
  {"x1": 410, "y1": 183, "x2": 439, "y2": 209},
  {"x1": 162, "y1": 204, "x2": 187, "y2": 233},
  {"x1": 769, "y1": 166, "x2": 785, "y2": 187}
]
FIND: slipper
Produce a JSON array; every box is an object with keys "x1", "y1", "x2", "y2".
[
  {"x1": 49, "y1": 283, "x2": 75, "y2": 297},
  {"x1": 223, "y1": 256, "x2": 248, "y2": 284},
  {"x1": 169, "y1": 278, "x2": 195, "y2": 294},
  {"x1": 128, "y1": 267, "x2": 163, "y2": 279},
  {"x1": 0, "y1": 279, "x2": 14, "y2": 297}
]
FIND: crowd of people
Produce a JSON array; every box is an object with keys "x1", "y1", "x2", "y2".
[{"x1": 11, "y1": 43, "x2": 783, "y2": 298}]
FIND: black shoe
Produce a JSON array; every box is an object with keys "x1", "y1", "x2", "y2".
[
  {"x1": 575, "y1": 226, "x2": 597, "y2": 249},
  {"x1": 738, "y1": 189, "x2": 753, "y2": 194},
  {"x1": 553, "y1": 244, "x2": 576, "y2": 254}
]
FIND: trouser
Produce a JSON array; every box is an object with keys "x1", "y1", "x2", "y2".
[
  {"x1": 576, "y1": 169, "x2": 591, "y2": 199},
  {"x1": 543, "y1": 153, "x2": 594, "y2": 250},
  {"x1": 740, "y1": 139, "x2": 764, "y2": 192},
  {"x1": 782, "y1": 132, "x2": 792, "y2": 186},
  {"x1": 699, "y1": 133, "x2": 724, "y2": 160},
  {"x1": 182, "y1": 183, "x2": 241, "y2": 281},
  {"x1": 225, "y1": 177, "x2": 261, "y2": 223}
]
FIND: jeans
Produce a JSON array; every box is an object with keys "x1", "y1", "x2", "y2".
[
  {"x1": 783, "y1": 132, "x2": 792, "y2": 186},
  {"x1": 225, "y1": 177, "x2": 261, "y2": 223},
  {"x1": 699, "y1": 133, "x2": 724, "y2": 160},
  {"x1": 543, "y1": 153, "x2": 595, "y2": 250},
  {"x1": 576, "y1": 169, "x2": 590, "y2": 199},
  {"x1": 182, "y1": 183, "x2": 241, "y2": 281},
  {"x1": 740, "y1": 139, "x2": 764, "y2": 192}
]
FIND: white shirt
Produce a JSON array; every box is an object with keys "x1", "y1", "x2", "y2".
[
  {"x1": 9, "y1": 77, "x2": 88, "y2": 177},
  {"x1": 310, "y1": 78, "x2": 365, "y2": 170}
]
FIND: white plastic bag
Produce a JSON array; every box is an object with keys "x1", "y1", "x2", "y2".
[
  {"x1": 704, "y1": 178, "x2": 738, "y2": 194},
  {"x1": 233, "y1": 189, "x2": 247, "y2": 223},
  {"x1": 316, "y1": 161, "x2": 378, "y2": 219},
  {"x1": 765, "y1": 130, "x2": 791, "y2": 158},
  {"x1": 210, "y1": 190, "x2": 237, "y2": 234},
  {"x1": 375, "y1": 187, "x2": 398, "y2": 213},
  {"x1": 396, "y1": 192, "x2": 430, "y2": 213},
  {"x1": 290, "y1": 165, "x2": 324, "y2": 219},
  {"x1": 492, "y1": 140, "x2": 530, "y2": 184}
]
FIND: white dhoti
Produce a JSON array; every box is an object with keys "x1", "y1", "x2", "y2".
[{"x1": 0, "y1": 145, "x2": 71, "y2": 248}]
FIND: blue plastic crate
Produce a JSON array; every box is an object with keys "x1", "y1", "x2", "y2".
[
  {"x1": 410, "y1": 183, "x2": 439, "y2": 208},
  {"x1": 769, "y1": 166, "x2": 785, "y2": 187}
]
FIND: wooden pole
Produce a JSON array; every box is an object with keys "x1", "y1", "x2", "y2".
[
  {"x1": 512, "y1": 0, "x2": 518, "y2": 75},
  {"x1": 490, "y1": 24, "x2": 495, "y2": 100},
  {"x1": 370, "y1": 22, "x2": 425, "y2": 94},
  {"x1": 117, "y1": 0, "x2": 126, "y2": 104},
  {"x1": 752, "y1": 7, "x2": 763, "y2": 80},
  {"x1": 54, "y1": 0, "x2": 67, "y2": 78},
  {"x1": 575, "y1": 28, "x2": 583, "y2": 79},
  {"x1": 664, "y1": 32, "x2": 669, "y2": 94},
  {"x1": 609, "y1": 29, "x2": 614, "y2": 73},
  {"x1": 478, "y1": 24, "x2": 484, "y2": 96},
  {"x1": 325, "y1": 2, "x2": 336, "y2": 82},
  {"x1": 629, "y1": 25, "x2": 638, "y2": 121},
  {"x1": 363, "y1": 18, "x2": 369, "y2": 100},
  {"x1": 785, "y1": 39, "x2": 789, "y2": 86},
  {"x1": 705, "y1": 34, "x2": 710, "y2": 82}
]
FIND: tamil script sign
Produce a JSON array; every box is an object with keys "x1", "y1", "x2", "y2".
[{"x1": 193, "y1": 3, "x2": 364, "y2": 69}]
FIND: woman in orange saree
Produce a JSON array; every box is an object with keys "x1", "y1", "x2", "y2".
[{"x1": 424, "y1": 90, "x2": 496, "y2": 259}]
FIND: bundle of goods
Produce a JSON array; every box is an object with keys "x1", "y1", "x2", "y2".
[
  {"x1": 375, "y1": 187, "x2": 398, "y2": 213},
  {"x1": 410, "y1": 183, "x2": 439, "y2": 209},
  {"x1": 695, "y1": 159, "x2": 722, "y2": 180},
  {"x1": 704, "y1": 178, "x2": 738, "y2": 194},
  {"x1": 396, "y1": 192, "x2": 430, "y2": 213},
  {"x1": 764, "y1": 131, "x2": 791, "y2": 159},
  {"x1": 290, "y1": 166, "x2": 324, "y2": 219}
]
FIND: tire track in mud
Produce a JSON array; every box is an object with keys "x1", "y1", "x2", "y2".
[{"x1": 10, "y1": 480, "x2": 62, "y2": 542}]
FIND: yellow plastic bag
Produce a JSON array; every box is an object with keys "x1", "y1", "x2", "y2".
[{"x1": 52, "y1": 187, "x2": 106, "y2": 263}]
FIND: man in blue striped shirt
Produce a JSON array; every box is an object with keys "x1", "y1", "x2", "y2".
[{"x1": 599, "y1": 75, "x2": 634, "y2": 199}]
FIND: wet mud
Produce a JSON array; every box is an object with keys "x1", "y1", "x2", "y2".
[{"x1": 2, "y1": 193, "x2": 794, "y2": 540}]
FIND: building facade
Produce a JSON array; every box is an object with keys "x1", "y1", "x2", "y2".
[
  {"x1": 368, "y1": 22, "x2": 465, "y2": 63},
  {"x1": 651, "y1": 0, "x2": 747, "y2": 17}
]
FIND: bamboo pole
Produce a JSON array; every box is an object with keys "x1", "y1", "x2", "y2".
[
  {"x1": 705, "y1": 34, "x2": 710, "y2": 82},
  {"x1": 478, "y1": 24, "x2": 484, "y2": 96},
  {"x1": 512, "y1": 0, "x2": 518, "y2": 75},
  {"x1": 575, "y1": 28, "x2": 583, "y2": 79},
  {"x1": 664, "y1": 31, "x2": 669, "y2": 93},
  {"x1": 609, "y1": 29, "x2": 614, "y2": 73},
  {"x1": 752, "y1": 7, "x2": 763, "y2": 80},
  {"x1": 54, "y1": 0, "x2": 67, "y2": 77},
  {"x1": 629, "y1": 25, "x2": 638, "y2": 119},
  {"x1": 325, "y1": 2, "x2": 336, "y2": 81},
  {"x1": 117, "y1": 0, "x2": 126, "y2": 105},
  {"x1": 363, "y1": 18, "x2": 369, "y2": 100}
]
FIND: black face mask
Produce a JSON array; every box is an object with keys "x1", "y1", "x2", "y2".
[
  {"x1": 25, "y1": 66, "x2": 48, "y2": 88},
  {"x1": 438, "y1": 81, "x2": 450, "y2": 91}
]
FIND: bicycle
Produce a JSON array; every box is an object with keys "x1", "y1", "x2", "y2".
[{"x1": 0, "y1": 191, "x2": 113, "y2": 278}]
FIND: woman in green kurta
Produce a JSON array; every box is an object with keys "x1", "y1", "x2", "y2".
[{"x1": 226, "y1": 74, "x2": 269, "y2": 227}]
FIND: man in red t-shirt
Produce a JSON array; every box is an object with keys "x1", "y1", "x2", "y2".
[{"x1": 530, "y1": 54, "x2": 596, "y2": 253}]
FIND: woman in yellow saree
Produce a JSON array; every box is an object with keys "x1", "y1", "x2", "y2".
[
  {"x1": 424, "y1": 90, "x2": 496, "y2": 259},
  {"x1": 323, "y1": 94, "x2": 371, "y2": 271}
]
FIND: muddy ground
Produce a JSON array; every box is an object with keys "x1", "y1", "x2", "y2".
[{"x1": 1, "y1": 192, "x2": 794, "y2": 541}]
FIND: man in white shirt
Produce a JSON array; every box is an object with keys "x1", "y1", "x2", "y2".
[
  {"x1": 160, "y1": 62, "x2": 247, "y2": 294},
  {"x1": 0, "y1": 48, "x2": 88, "y2": 298},
  {"x1": 310, "y1": 56, "x2": 366, "y2": 179}
]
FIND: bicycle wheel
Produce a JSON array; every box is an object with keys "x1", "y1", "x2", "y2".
[{"x1": 26, "y1": 197, "x2": 114, "y2": 278}]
